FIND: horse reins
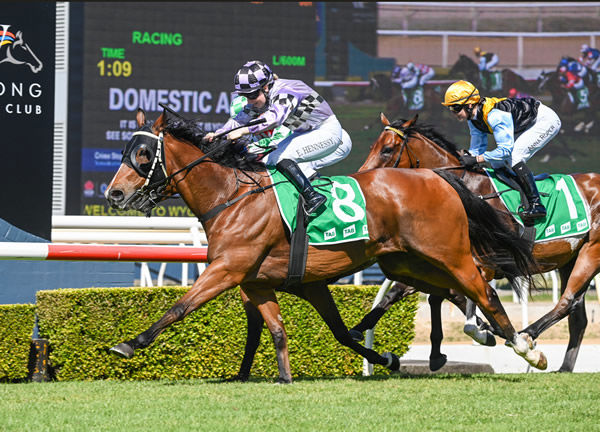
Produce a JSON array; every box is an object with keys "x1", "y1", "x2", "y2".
[{"x1": 125, "y1": 124, "x2": 282, "y2": 222}]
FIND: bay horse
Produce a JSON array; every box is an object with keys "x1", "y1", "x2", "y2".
[
  {"x1": 364, "y1": 74, "x2": 443, "y2": 130},
  {"x1": 105, "y1": 107, "x2": 547, "y2": 382},
  {"x1": 359, "y1": 113, "x2": 600, "y2": 372},
  {"x1": 537, "y1": 70, "x2": 597, "y2": 134},
  {"x1": 449, "y1": 54, "x2": 534, "y2": 96}
]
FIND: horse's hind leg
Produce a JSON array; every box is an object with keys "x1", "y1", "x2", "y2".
[
  {"x1": 230, "y1": 289, "x2": 265, "y2": 382},
  {"x1": 427, "y1": 294, "x2": 447, "y2": 371},
  {"x1": 349, "y1": 282, "x2": 415, "y2": 341},
  {"x1": 559, "y1": 295, "x2": 588, "y2": 372},
  {"x1": 241, "y1": 285, "x2": 292, "y2": 383},
  {"x1": 452, "y1": 264, "x2": 547, "y2": 370},
  {"x1": 297, "y1": 282, "x2": 401, "y2": 371}
]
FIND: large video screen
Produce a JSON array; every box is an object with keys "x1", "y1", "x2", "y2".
[{"x1": 72, "y1": 2, "x2": 316, "y2": 216}]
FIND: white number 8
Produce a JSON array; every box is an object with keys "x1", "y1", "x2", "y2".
[{"x1": 331, "y1": 181, "x2": 365, "y2": 223}]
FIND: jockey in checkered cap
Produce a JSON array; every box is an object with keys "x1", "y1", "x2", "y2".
[{"x1": 205, "y1": 60, "x2": 352, "y2": 215}]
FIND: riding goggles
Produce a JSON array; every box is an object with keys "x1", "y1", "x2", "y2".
[
  {"x1": 448, "y1": 104, "x2": 464, "y2": 113},
  {"x1": 241, "y1": 89, "x2": 261, "y2": 100}
]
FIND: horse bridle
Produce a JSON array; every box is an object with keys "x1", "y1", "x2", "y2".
[
  {"x1": 384, "y1": 125, "x2": 420, "y2": 168},
  {"x1": 120, "y1": 125, "x2": 280, "y2": 221}
]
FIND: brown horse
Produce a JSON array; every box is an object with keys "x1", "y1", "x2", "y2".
[
  {"x1": 359, "y1": 113, "x2": 600, "y2": 372},
  {"x1": 449, "y1": 54, "x2": 534, "y2": 96},
  {"x1": 537, "y1": 70, "x2": 597, "y2": 135},
  {"x1": 364, "y1": 74, "x2": 443, "y2": 130},
  {"x1": 105, "y1": 107, "x2": 547, "y2": 381}
]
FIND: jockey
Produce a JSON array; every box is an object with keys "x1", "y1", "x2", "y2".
[
  {"x1": 473, "y1": 47, "x2": 499, "y2": 72},
  {"x1": 391, "y1": 62, "x2": 435, "y2": 89},
  {"x1": 507, "y1": 88, "x2": 530, "y2": 99},
  {"x1": 205, "y1": 60, "x2": 352, "y2": 215},
  {"x1": 559, "y1": 65, "x2": 585, "y2": 92},
  {"x1": 228, "y1": 94, "x2": 352, "y2": 174},
  {"x1": 580, "y1": 44, "x2": 600, "y2": 71},
  {"x1": 442, "y1": 80, "x2": 562, "y2": 223},
  {"x1": 558, "y1": 57, "x2": 588, "y2": 82}
]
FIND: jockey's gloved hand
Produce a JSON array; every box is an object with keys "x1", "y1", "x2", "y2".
[{"x1": 459, "y1": 154, "x2": 479, "y2": 168}]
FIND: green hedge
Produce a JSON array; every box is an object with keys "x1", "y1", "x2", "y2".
[
  {"x1": 0, "y1": 304, "x2": 36, "y2": 381},
  {"x1": 36, "y1": 285, "x2": 418, "y2": 381}
]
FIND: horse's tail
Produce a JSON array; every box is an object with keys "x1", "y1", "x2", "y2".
[{"x1": 435, "y1": 169, "x2": 539, "y2": 298}]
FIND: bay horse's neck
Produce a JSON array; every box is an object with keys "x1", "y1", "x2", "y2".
[
  {"x1": 411, "y1": 132, "x2": 460, "y2": 168},
  {"x1": 411, "y1": 132, "x2": 493, "y2": 196},
  {"x1": 163, "y1": 135, "x2": 239, "y2": 226}
]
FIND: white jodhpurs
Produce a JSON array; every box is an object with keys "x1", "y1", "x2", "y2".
[
  {"x1": 307, "y1": 129, "x2": 352, "y2": 172},
  {"x1": 263, "y1": 115, "x2": 346, "y2": 177},
  {"x1": 510, "y1": 103, "x2": 561, "y2": 166}
]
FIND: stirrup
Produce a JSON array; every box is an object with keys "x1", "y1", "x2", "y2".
[{"x1": 303, "y1": 193, "x2": 326, "y2": 215}]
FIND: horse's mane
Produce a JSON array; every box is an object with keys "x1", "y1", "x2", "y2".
[
  {"x1": 390, "y1": 119, "x2": 462, "y2": 159},
  {"x1": 162, "y1": 117, "x2": 267, "y2": 172}
]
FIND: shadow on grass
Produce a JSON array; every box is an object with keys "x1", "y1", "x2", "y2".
[{"x1": 156, "y1": 371, "x2": 530, "y2": 386}]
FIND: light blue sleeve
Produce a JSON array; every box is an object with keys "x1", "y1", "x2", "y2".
[
  {"x1": 467, "y1": 121, "x2": 488, "y2": 156},
  {"x1": 482, "y1": 109, "x2": 514, "y2": 162}
]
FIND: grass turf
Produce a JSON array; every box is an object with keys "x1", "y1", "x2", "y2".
[{"x1": 1, "y1": 373, "x2": 599, "y2": 431}]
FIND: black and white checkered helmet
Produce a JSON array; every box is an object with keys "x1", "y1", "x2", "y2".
[{"x1": 234, "y1": 60, "x2": 274, "y2": 94}]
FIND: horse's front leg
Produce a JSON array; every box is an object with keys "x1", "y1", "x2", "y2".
[
  {"x1": 240, "y1": 285, "x2": 292, "y2": 383},
  {"x1": 228, "y1": 288, "x2": 265, "y2": 382},
  {"x1": 110, "y1": 261, "x2": 244, "y2": 359}
]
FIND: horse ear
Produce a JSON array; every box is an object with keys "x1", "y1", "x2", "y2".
[
  {"x1": 402, "y1": 114, "x2": 418, "y2": 129},
  {"x1": 380, "y1": 113, "x2": 390, "y2": 126},
  {"x1": 136, "y1": 108, "x2": 146, "y2": 128}
]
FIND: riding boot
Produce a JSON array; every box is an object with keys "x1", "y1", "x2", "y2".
[
  {"x1": 276, "y1": 159, "x2": 326, "y2": 215},
  {"x1": 513, "y1": 161, "x2": 547, "y2": 223}
]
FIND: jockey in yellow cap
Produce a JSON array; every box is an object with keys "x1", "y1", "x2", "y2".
[{"x1": 442, "y1": 80, "x2": 562, "y2": 224}]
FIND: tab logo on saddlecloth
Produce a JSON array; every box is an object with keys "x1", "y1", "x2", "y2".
[
  {"x1": 343, "y1": 225, "x2": 356, "y2": 238},
  {"x1": 324, "y1": 228, "x2": 336, "y2": 241}
]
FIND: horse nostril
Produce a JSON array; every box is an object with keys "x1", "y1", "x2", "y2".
[{"x1": 109, "y1": 189, "x2": 124, "y2": 203}]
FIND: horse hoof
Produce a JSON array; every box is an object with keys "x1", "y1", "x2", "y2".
[
  {"x1": 275, "y1": 377, "x2": 293, "y2": 384},
  {"x1": 464, "y1": 324, "x2": 496, "y2": 346},
  {"x1": 109, "y1": 343, "x2": 134, "y2": 359},
  {"x1": 225, "y1": 373, "x2": 249, "y2": 383},
  {"x1": 483, "y1": 332, "x2": 496, "y2": 347},
  {"x1": 429, "y1": 354, "x2": 447, "y2": 371},
  {"x1": 526, "y1": 350, "x2": 548, "y2": 370},
  {"x1": 349, "y1": 329, "x2": 364, "y2": 342},
  {"x1": 382, "y1": 352, "x2": 400, "y2": 372},
  {"x1": 519, "y1": 332, "x2": 536, "y2": 350}
]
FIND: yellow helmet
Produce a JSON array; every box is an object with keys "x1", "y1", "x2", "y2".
[
  {"x1": 441, "y1": 80, "x2": 481, "y2": 106},
  {"x1": 474, "y1": 46, "x2": 481, "y2": 56}
]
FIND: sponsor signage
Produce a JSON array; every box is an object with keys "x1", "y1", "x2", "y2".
[{"x1": 0, "y1": 3, "x2": 55, "y2": 239}]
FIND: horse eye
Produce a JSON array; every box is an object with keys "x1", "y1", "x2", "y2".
[
  {"x1": 136, "y1": 147, "x2": 152, "y2": 163},
  {"x1": 381, "y1": 147, "x2": 393, "y2": 155}
]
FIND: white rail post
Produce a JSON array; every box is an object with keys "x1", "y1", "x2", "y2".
[
  {"x1": 180, "y1": 243, "x2": 188, "y2": 286},
  {"x1": 550, "y1": 270, "x2": 559, "y2": 304},
  {"x1": 362, "y1": 278, "x2": 394, "y2": 376},
  {"x1": 140, "y1": 262, "x2": 153, "y2": 287}
]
